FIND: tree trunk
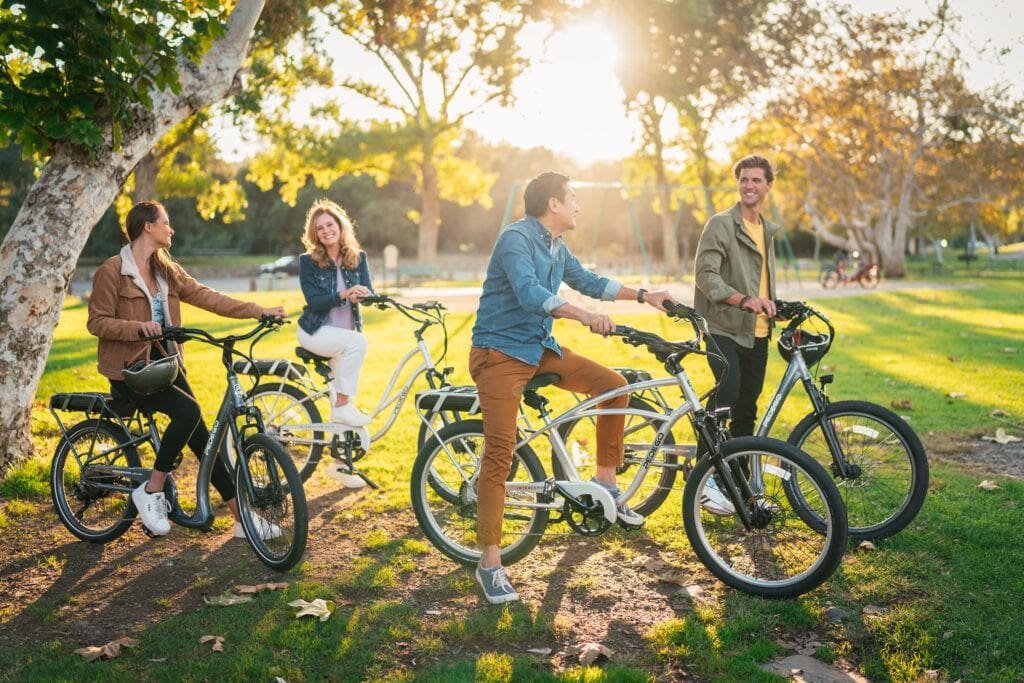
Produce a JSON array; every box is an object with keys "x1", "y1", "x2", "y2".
[
  {"x1": 418, "y1": 155, "x2": 441, "y2": 263},
  {"x1": 655, "y1": 172, "x2": 679, "y2": 276},
  {"x1": 132, "y1": 150, "x2": 160, "y2": 204},
  {"x1": 0, "y1": 0, "x2": 266, "y2": 476}
]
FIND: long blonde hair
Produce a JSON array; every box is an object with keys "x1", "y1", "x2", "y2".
[
  {"x1": 124, "y1": 201, "x2": 180, "y2": 285},
  {"x1": 301, "y1": 199, "x2": 362, "y2": 270}
]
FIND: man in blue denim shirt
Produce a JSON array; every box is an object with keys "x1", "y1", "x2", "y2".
[{"x1": 469, "y1": 172, "x2": 673, "y2": 604}]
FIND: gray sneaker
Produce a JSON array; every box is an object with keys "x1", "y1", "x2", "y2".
[
  {"x1": 475, "y1": 563, "x2": 519, "y2": 604},
  {"x1": 591, "y1": 478, "x2": 646, "y2": 529},
  {"x1": 701, "y1": 476, "x2": 736, "y2": 516}
]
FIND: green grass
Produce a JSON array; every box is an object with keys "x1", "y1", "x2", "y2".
[{"x1": 3, "y1": 278, "x2": 1024, "y2": 681}]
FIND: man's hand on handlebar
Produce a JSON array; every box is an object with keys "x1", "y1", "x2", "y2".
[
  {"x1": 582, "y1": 311, "x2": 615, "y2": 336},
  {"x1": 643, "y1": 290, "x2": 676, "y2": 312},
  {"x1": 741, "y1": 296, "x2": 776, "y2": 318}
]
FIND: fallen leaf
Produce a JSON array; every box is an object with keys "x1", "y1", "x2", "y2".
[
  {"x1": 676, "y1": 584, "x2": 706, "y2": 600},
  {"x1": 204, "y1": 591, "x2": 253, "y2": 607},
  {"x1": 74, "y1": 636, "x2": 140, "y2": 662},
  {"x1": 234, "y1": 582, "x2": 288, "y2": 595},
  {"x1": 946, "y1": 355, "x2": 960, "y2": 362},
  {"x1": 857, "y1": 540, "x2": 877, "y2": 551},
  {"x1": 977, "y1": 480, "x2": 1001, "y2": 491},
  {"x1": 946, "y1": 392, "x2": 966, "y2": 401},
  {"x1": 576, "y1": 642, "x2": 614, "y2": 665},
  {"x1": 1001, "y1": 347, "x2": 1017, "y2": 353},
  {"x1": 424, "y1": 610, "x2": 442, "y2": 616},
  {"x1": 861, "y1": 605, "x2": 888, "y2": 616},
  {"x1": 526, "y1": 647, "x2": 553, "y2": 655},
  {"x1": 990, "y1": 409, "x2": 1011, "y2": 418},
  {"x1": 981, "y1": 429, "x2": 1021, "y2": 445},
  {"x1": 288, "y1": 598, "x2": 334, "y2": 621},
  {"x1": 200, "y1": 635, "x2": 225, "y2": 653},
  {"x1": 891, "y1": 399, "x2": 913, "y2": 410}
]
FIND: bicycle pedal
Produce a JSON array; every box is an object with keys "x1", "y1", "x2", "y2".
[
  {"x1": 326, "y1": 464, "x2": 368, "y2": 489},
  {"x1": 617, "y1": 519, "x2": 645, "y2": 532}
]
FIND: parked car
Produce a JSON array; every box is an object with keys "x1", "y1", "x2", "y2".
[{"x1": 259, "y1": 255, "x2": 300, "y2": 277}]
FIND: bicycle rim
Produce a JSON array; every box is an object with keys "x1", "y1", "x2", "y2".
[
  {"x1": 788, "y1": 401, "x2": 928, "y2": 539},
  {"x1": 236, "y1": 434, "x2": 308, "y2": 571},
  {"x1": 250, "y1": 383, "x2": 325, "y2": 481},
  {"x1": 683, "y1": 437, "x2": 847, "y2": 598},
  {"x1": 411, "y1": 421, "x2": 548, "y2": 566},
  {"x1": 51, "y1": 419, "x2": 140, "y2": 543}
]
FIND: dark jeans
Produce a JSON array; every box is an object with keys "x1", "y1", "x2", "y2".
[
  {"x1": 111, "y1": 353, "x2": 236, "y2": 501},
  {"x1": 707, "y1": 335, "x2": 769, "y2": 438}
]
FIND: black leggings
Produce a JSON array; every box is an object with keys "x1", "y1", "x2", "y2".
[{"x1": 111, "y1": 364, "x2": 235, "y2": 502}]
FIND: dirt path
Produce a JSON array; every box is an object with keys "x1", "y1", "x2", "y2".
[{"x1": 0, "y1": 433, "x2": 1019, "y2": 675}]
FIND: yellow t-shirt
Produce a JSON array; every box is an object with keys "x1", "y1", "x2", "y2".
[{"x1": 743, "y1": 218, "x2": 770, "y2": 338}]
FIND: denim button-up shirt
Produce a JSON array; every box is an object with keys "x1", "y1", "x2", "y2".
[
  {"x1": 297, "y1": 251, "x2": 374, "y2": 335},
  {"x1": 471, "y1": 216, "x2": 621, "y2": 365}
]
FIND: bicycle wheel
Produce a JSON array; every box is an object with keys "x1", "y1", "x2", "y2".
[
  {"x1": 51, "y1": 419, "x2": 141, "y2": 543},
  {"x1": 250, "y1": 383, "x2": 325, "y2": 482},
  {"x1": 682, "y1": 436, "x2": 847, "y2": 598},
  {"x1": 787, "y1": 400, "x2": 928, "y2": 540},
  {"x1": 822, "y1": 268, "x2": 840, "y2": 289},
  {"x1": 859, "y1": 268, "x2": 880, "y2": 288},
  {"x1": 411, "y1": 420, "x2": 548, "y2": 566},
  {"x1": 555, "y1": 396, "x2": 683, "y2": 516},
  {"x1": 235, "y1": 434, "x2": 308, "y2": 571}
]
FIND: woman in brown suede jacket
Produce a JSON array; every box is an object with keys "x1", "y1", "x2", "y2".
[{"x1": 87, "y1": 200, "x2": 284, "y2": 539}]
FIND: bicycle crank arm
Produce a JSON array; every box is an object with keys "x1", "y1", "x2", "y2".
[{"x1": 554, "y1": 481, "x2": 617, "y2": 524}]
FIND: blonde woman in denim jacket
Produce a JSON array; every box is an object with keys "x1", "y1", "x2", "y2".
[{"x1": 296, "y1": 199, "x2": 375, "y2": 427}]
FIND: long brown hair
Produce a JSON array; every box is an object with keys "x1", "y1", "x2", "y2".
[
  {"x1": 124, "y1": 201, "x2": 179, "y2": 284},
  {"x1": 301, "y1": 199, "x2": 362, "y2": 270}
]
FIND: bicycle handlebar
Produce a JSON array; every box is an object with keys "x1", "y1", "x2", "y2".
[
  {"x1": 773, "y1": 299, "x2": 836, "y2": 342},
  {"x1": 141, "y1": 316, "x2": 288, "y2": 346}
]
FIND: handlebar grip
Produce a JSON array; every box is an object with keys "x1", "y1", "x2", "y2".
[{"x1": 665, "y1": 301, "x2": 697, "y2": 319}]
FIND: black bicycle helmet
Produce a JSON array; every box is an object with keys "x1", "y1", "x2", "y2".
[
  {"x1": 122, "y1": 354, "x2": 180, "y2": 396},
  {"x1": 777, "y1": 329, "x2": 831, "y2": 367}
]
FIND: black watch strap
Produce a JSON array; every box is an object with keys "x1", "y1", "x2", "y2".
[{"x1": 636, "y1": 288, "x2": 647, "y2": 304}]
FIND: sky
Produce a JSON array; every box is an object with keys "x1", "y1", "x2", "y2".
[{"x1": 214, "y1": 1, "x2": 1024, "y2": 168}]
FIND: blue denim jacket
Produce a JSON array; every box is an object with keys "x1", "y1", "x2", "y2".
[
  {"x1": 297, "y1": 251, "x2": 375, "y2": 335},
  {"x1": 471, "y1": 216, "x2": 621, "y2": 365}
]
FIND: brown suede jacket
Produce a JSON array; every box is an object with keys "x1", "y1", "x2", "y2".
[{"x1": 87, "y1": 255, "x2": 264, "y2": 380}]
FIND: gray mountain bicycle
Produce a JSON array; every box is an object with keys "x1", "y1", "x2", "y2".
[{"x1": 49, "y1": 318, "x2": 308, "y2": 571}]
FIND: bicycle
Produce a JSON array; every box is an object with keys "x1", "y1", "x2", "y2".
[
  {"x1": 240, "y1": 294, "x2": 466, "y2": 486},
  {"x1": 49, "y1": 317, "x2": 309, "y2": 571},
  {"x1": 561, "y1": 300, "x2": 928, "y2": 540},
  {"x1": 818, "y1": 254, "x2": 879, "y2": 289},
  {"x1": 411, "y1": 303, "x2": 848, "y2": 599}
]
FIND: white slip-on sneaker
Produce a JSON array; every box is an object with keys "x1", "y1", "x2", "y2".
[
  {"x1": 701, "y1": 477, "x2": 736, "y2": 516},
  {"x1": 234, "y1": 511, "x2": 283, "y2": 540},
  {"x1": 325, "y1": 464, "x2": 368, "y2": 489},
  {"x1": 331, "y1": 403, "x2": 371, "y2": 427},
  {"x1": 132, "y1": 483, "x2": 171, "y2": 536}
]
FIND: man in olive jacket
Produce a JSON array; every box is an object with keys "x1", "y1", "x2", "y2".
[{"x1": 694, "y1": 155, "x2": 779, "y2": 460}]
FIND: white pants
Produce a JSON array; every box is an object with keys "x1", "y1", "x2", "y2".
[{"x1": 297, "y1": 326, "x2": 368, "y2": 398}]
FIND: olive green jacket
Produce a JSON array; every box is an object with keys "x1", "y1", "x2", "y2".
[{"x1": 693, "y1": 202, "x2": 778, "y2": 348}]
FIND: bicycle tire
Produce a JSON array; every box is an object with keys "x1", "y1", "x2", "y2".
[
  {"x1": 822, "y1": 269, "x2": 840, "y2": 289},
  {"x1": 234, "y1": 433, "x2": 308, "y2": 571},
  {"x1": 250, "y1": 382, "x2": 325, "y2": 482},
  {"x1": 682, "y1": 436, "x2": 847, "y2": 598},
  {"x1": 859, "y1": 269, "x2": 880, "y2": 288},
  {"x1": 554, "y1": 396, "x2": 681, "y2": 516},
  {"x1": 51, "y1": 419, "x2": 141, "y2": 543},
  {"x1": 411, "y1": 420, "x2": 548, "y2": 566},
  {"x1": 786, "y1": 400, "x2": 928, "y2": 540}
]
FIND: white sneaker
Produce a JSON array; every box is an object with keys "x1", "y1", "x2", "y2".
[
  {"x1": 331, "y1": 403, "x2": 371, "y2": 427},
  {"x1": 132, "y1": 483, "x2": 171, "y2": 536},
  {"x1": 701, "y1": 477, "x2": 736, "y2": 516},
  {"x1": 234, "y1": 511, "x2": 283, "y2": 540},
  {"x1": 326, "y1": 464, "x2": 368, "y2": 489}
]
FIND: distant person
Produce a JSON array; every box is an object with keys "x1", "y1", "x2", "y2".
[
  {"x1": 296, "y1": 199, "x2": 375, "y2": 428},
  {"x1": 87, "y1": 200, "x2": 285, "y2": 538},
  {"x1": 693, "y1": 154, "x2": 778, "y2": 514},
  {"x1": 468, "y1": 172, "x2": 674, "y2": 604}
]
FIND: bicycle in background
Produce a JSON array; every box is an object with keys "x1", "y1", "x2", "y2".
[{"x1": 49, "y1": 318, "x2": 308, "y2": 571}]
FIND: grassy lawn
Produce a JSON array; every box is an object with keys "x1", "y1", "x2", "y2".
[{"x1": 1, "y1": 278, "x2": 1023, "y2": 681}]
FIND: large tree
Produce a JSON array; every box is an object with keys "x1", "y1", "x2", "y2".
[
  {"x1": 757, "y1": 2, "x2": 1024, "y2": 276},
  {"x1": 0, "y1": 0, "x2": 267, "y2": 475},
  {"x1": 609, "y1": 0, "x2": 819, "y2": 275},
  {"x1": 251, "y1": 0, "x2": 559, "y2": 262}
]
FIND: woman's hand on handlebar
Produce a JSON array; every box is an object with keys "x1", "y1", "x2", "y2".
[
  {"x1": 342, "y1": 285, "x2": 372, "y2": 303},
  {"x1": 261, "y1": 306, "x2": 286, "y2": 319},
  {"x1": 643, "y1": 290, "x2": 676, "y2": 312},
  {"x1": 138, "y1": 320, "x2": 162, "y2": 338}
]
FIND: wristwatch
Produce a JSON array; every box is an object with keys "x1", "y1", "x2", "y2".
[{"x1": 636, "y1": 288, "x2": 647, "y2": 304}]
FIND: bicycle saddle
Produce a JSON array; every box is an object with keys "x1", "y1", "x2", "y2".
[
  {"x1": 525, "y1": 373, "x2": 560, "y2": 391},
  {"x1": 295, "y1": 347, "x2": 331, "y2": 363}
]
